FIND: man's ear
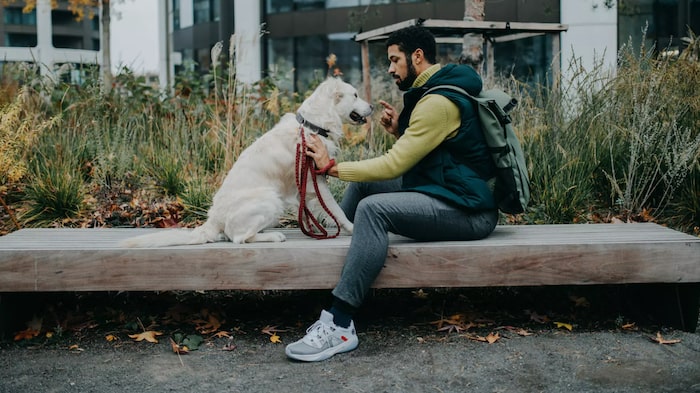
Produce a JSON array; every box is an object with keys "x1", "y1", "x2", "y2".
[{"x1": 412, "y1": 49, "x2": 424, "y2": 65}]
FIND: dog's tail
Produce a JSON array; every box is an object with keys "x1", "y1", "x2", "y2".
[{"x1": 119, "y1": 221, "x2": 221, "y2": 248}]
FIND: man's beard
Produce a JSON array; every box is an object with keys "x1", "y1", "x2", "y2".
[{"x1": 396, "y1": 60, "x2": 418, "y2": 91}]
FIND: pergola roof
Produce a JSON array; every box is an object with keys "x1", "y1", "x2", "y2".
[
  {"x1": 353, "y1": 18, "x2": 569, "y2": 104},
  {"x1": 354, "y1": 18, "x2": 568, "y2": 44}
]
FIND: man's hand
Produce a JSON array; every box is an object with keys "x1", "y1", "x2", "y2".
[
  {"x1": 305, "y1": 134, "x2": 338, "y2": 177},
  {"x1": 379, "y1": 100, "x2": 399, "y2": 137}
]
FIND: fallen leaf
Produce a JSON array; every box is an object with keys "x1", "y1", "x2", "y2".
[
  {"x1": 195, "y1": 314, "x2": 222, "y2": 335},
  {"x1": 412, "y1": 289, "x2": 428, "y2": 299},
  {"x1": 431, "y1": 314, "x2": 474, "y2": 334},
  {"x1": 13, "y1": 328, "x2": 40, "y2": 341},
  {"x1": 485, "y1": 332, "x2": 501, "y2": 344},
  {"x1": 129, "y1": 331, "x2": 163, "y2": 343},
  {"x1": 514, "y1": 328, "x2": 533, "y2": 337},
  {"x1": 169, "y1": 337, "x2": 189, "y2": 354},
  {"x1": 650, "y1": 332, "x2": 681, "y2": 345},
  {"x1": 105, "y1": 334, "x2": 118, "y2": 342},
  {"x1": 497, "y1": 326, "x2": 533, "y2": 336},
  {"x1": 270, "y1": 333, "x2": 282, "y2": 343},
  {"x1": 527, "y1": 310, "x2": 549, "y2": 324},
  {"x1": 14, "y1": 316, "x2": 43, "y2": 341},
  {"x1": 554, "y1": 321, "x2": 573, "y2": 331},
  {"x1": 182, "y1": 335, "x2": 204, "y2": 350},
  {"x1": 621, "y1": 322, "x2": 637, "y2": 331},
  {"x1": 461, "y1": 332, "x2": 499, "y2": 344},
  {"x1": 68, "y1": 344, "x2": 84, "y2": 352},
  {"x1": 261, "y1": 325, "x2": 288, "y2": 336},
  {"x1": 214, "y1": 331, "x2": 231, "y2": 338}
]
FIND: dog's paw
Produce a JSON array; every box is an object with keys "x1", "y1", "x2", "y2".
[{"x1": 249, "y1": 231, "x2": 286, "y2": 243}]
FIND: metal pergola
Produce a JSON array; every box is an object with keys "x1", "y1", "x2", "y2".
[{"x1": 353, "y1": 18, "x2": 569, "y2": 102}]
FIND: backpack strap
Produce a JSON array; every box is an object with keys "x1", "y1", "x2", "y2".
[{"x1": 422, "y1": 85, "x2": 518, "y2": 126}]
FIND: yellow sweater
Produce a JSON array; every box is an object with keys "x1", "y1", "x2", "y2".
[{"x1": 336, "y1": 64, "x2": 461, "y2": 182}]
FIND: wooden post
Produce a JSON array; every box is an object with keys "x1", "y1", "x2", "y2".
[
  {"x1": 361, "y1": 39, "x2": 373, "y2": 138},
  {"x1": 461, "y1": 0, "x2": 485, "y2": 74},
  {"x1": 486, "y1": 38, "x2": 494, "y2": 86},
  {"x1": 551, "y1": 32, "x2": 561, "y2": 90}
]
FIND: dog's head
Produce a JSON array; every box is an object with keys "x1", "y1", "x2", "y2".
[
  {"x1": 300, "y1": 78, "x2": 373, "y2": 130},
  {"x1": 328, "y1": 77, "x2": 373, "y2": 125}
]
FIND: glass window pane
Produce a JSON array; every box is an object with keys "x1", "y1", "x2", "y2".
[
  {"x1": 267, "y1": 0, "x2": 293, "y2": 13},
  {"x1": 267, "y1": 37, "x2": 295, "y2": 92},
  {"x1": 194, "y1": 0, "x2": 211, "y2": 23},
  {"x1": 493, "y1": 35, "x2": 552, "y2": 86},
  {"x1": 328, "y1": 32, "x2": 361, "y2": 86},
  {"x1": 295, "y1": 35, "x2": 327, "y2": 91},
  {"x1": 294, "y1": 0, "x2": 324, "y2": 11}
]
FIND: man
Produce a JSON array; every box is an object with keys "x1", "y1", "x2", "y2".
[{"x1": 285, "y1": 25, "x2": 498, "y2": 362}]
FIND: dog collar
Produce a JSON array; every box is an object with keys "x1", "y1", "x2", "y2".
[{"x1": 296, "y1": 113, "x2": 330, "y2": 138}]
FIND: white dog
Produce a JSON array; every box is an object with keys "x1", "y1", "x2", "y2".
[{"x1": 120, "y1": 77, "x2": 373, "y2": 247}]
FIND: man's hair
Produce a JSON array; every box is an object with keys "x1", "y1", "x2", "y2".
[{"x1": 385, "y1": 25, "x2": 437, "y2": 64}]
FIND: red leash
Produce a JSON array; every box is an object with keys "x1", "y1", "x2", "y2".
[{"x1": 295, "y1": 127, "x2": 341, "y2": 239}]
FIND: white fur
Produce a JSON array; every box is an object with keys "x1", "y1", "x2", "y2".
[{"x1": 120, "y1": 78, "x2": 373, "y2": 247}]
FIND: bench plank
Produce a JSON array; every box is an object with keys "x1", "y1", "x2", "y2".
[{"x1": 0, "y1": 223, "x2": 698, "y2": 292}]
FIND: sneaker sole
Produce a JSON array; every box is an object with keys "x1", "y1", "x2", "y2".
[{"x1": 285, "y1": 339, "x2": 358, "y2": 362}]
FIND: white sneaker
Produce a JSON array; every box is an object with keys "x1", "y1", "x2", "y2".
[{"x1": 285, "y1": 310, "x2": 358, "y2": 362}]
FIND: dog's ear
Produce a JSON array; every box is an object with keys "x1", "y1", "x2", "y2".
[
  {"x1": 334, "y1": 90, "x2": 343, "y2": 105},
  {"x1": 322, "y1": 77, "x2": 344, "y2": 105}
]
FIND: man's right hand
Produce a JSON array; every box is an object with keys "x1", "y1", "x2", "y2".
[{"x1": 379, "y1": 100, "x2": 399, "y2": 137}]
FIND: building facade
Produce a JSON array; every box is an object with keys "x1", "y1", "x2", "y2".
[
  {"x1": 0, "y1": 0, "x2": 101, "y2": 82},
  {"x1": 163, "y1": 0, "x2": 699, "y2": 92}
]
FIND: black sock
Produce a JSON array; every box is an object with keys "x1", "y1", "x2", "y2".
[{"x1": 329, "y1": 297, "x2": 356, "y2": 328}]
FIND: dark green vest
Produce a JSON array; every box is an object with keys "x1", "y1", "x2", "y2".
[{"x1": 399, "y1": 64, "x2": 496, "y2": 211}]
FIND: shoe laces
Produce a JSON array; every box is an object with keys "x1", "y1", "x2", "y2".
[{"x1": 303, "y1": 320, "x2": 335, "y2": 348}]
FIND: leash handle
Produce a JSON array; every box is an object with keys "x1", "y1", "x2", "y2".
[{"x1": 295, "y1": 128, "x2": 341, "y2": 239}]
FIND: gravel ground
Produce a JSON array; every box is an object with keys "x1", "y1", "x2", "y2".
[{"x1": 1, "y1": 288, "x2": 699, "y2": 393}]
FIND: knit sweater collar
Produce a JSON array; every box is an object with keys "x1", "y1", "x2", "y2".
[{"x1": 412, "y1": 64, "x2": 442, "y2": 88}]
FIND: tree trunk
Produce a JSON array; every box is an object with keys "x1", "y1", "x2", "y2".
[
  {"x1": 101, "y1": 0, "x2": 112, "y2": 93},
  {"x1": 461, "y1": 0, "x2": 485, "y2": 73}
]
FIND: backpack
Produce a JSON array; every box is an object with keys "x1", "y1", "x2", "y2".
[{"x1": 422, "y1": 86, "x2": 530, "y2": 214}]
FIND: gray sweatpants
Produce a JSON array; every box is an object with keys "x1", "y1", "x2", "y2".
[{"x1": 332, "y1": 178, "x2": 499, "y2": 308}]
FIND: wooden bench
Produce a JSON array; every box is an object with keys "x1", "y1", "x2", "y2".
[{"x1": 1, "y1": 223, "x2": 698, "y2": 330}]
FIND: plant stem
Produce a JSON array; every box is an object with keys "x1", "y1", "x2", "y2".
[{"x1": 0, "y1": 194, "x2": 21, "y2": 230}]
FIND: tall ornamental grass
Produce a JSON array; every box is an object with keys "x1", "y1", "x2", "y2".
[
  {"x1": 505, "y1": 34, "x2": 699, "y2": 230},
  {"x1": 0, "y1": 33, "x2": 698, "y2": 235}
]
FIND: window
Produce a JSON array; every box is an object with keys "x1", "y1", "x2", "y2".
[
  {"x1": 266, "y1": 0, "x2": 293, "y2": 14},
  {"x1": 492, "y1": 35, "x2": 553, "y2": 86},
  {"x1": 212, "y1": 0, "x2": 220, "y2": 22},
  {"x1": 5, "y1": 33, "x2": 37, "y2": 47},
  {"x1": 295, "y1": 35, "x2": 327, "y2": 91},
  {"x1": 52, "y1": 10, "x2": 80, "y2": 27},
  {"x1": 194, "y1": 0, "x2": 211, "y2": 23},
  {"x1": 326, "y1": 0, "x2": 390, "y2": 8},
  {"x1": 267, "y1": 37, "x2": 294, "y2": 92},
  {"x1": 172, "y1": 0, "x2": 181, "y2": 30},
  {"x1": 3, "y1": 7, "x2": 36, "y2": 25},
  {"x1": 618, "y1": 0, "x2": 698, "y2": 52},
  {"x1": 266, "y1": 0, "x2": 324, "y2": 12},
  {"x1": 53, "y1": 35, "x2": 84, "y2": 49},
  {"x1": 293, "y1": 0, "x2": 325, "y2": 11},
  {"x1": 328, "y1": 32, "x2": 362, "y2": 86}
]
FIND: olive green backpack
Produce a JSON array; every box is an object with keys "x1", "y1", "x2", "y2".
[{"x1": 423, "y1": 86, "x2": 530, "y2": 214}]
